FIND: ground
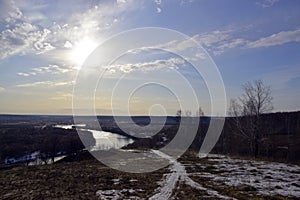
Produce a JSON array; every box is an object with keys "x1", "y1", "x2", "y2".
[{"x1": 0, "y1": 151, "x2": 300, "y2": 199}]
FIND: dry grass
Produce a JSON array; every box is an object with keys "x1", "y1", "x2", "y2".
[{"x1": 0, "y1": 151, "x2": 299, "y2": 199}]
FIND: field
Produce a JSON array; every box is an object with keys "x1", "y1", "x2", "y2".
[{"x1": 1, "y1": 150, "x2": 300, "y2": 199}]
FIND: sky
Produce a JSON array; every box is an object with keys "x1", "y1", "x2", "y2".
[{"x1": 0, "y1": 0, "x2": 300, "y2": 116}]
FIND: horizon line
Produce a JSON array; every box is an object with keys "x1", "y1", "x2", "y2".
[{"x1": 0, "y1": 110, "x2": 300, "y2": 118}]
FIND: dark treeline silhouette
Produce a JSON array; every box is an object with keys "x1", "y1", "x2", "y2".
[
  {"x1": 125, "y1": 111, "x2": 300, "y2": 163},
  {"x1": 212, "y1": 111, "x2": 300, "y2": 162},
  {"x1": 0, "y1": 124, "x2": 95, "y2": 165}
]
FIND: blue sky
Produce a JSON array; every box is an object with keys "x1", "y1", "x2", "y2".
[{"x1": 0, "y1": 0, "x2": 300, "y2": 115}]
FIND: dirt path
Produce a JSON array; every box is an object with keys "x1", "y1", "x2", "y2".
[{"x1": 149, "y1": 150, "x2": 235, "y2": 199}]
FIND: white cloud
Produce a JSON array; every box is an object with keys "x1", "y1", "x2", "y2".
[
  {"x1": 57, "y1": 1, "x2": 137, "y2": 41},
  {"x1": 162, "y1": 35, "x2": 201, "y2": 52},
  {"x1": 16, "y1": 81, "x2": 74, "y2": 88},
  {"x1": 185, "y1": 27, "x2": 300, "y2": 53},
  {"x1": 120, "y1": 25, "x2": 300, "y2": 58},
  {"x1": 154, "y1": 0, "x2": 162, "y2": 5},
  {"x1": 108, "y1": 57, "x2": 186, "y2": 73},
  {"x1": 156, "y1": 7, "x2": 162, "y2": 13},
  {"x1": 135, "y1": 29, "x2": 246, "y2": 56},
  {"x1": 257, "y1": 0, "x2": 280, "y2": 8},
  {"x1": 0, "y1": 1, "x2": 56, "y2": 60},
  {"x1": 194, "y1": 52, "x2": 206, "y2": 59},
  {"x1": 0, "y1": 0, "x2": 23, "y2": 24},
  {"x1": 0, "y1": 87, "x2": 5, "y2": 92},
  {"x1": 196, "y1": 30, "x2": 232, "y2": 47},
  {"x1": 50, "y1": 93, "x2": 73, "y2": 100},
  {"x1": 17, "y1": 72, "x2": 30, "y2": 77},
  {"x1": 18, "y1": 64, "x2": 74, "y2": 77},
  {"x1": 32, "y1": 64, "x2": 73, "y2": 74},
  {"x1": 194, "y1": 29, "x2": 248, "y2": 55},
  {"x1": 64, "y1": 41, "x2": 73, "y2": 48},
  {"x1": 128, "y1": 35, "x2": 208, "y2": 60},
  {"x1": 0, "y1": 22, "x2": 54, "y2": 59},
  {"x1": 117, "y1": 0, "x2": 127, "y2": 4},
  {"x1": 193, "y1": 27, "x2": 300, "y2": 54},
  {"x1": 130, "y1": 29, "x2": 243, "y2": 56},
  {"x1": 247, "y1": 29, "x2": 300, "y2": 48},
  {"x1": 217, "y1": 38, "x2": 247, "y2": 51}
]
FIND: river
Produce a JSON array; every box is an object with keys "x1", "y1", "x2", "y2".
[{"x1": 54, "y1": 124, "x2": 134, "y2": 150}]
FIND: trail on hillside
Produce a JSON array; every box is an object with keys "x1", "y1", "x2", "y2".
[
  {"x1": 149, "y1": 150, "x2": 235, "y2": 200},
  {"x1": 95, "y1": 151, "x2": 300, "y2": 199}
]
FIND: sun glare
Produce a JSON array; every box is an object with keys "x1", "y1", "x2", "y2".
[{"x1": 69, "y1": 38, "x2": 98, "y2": 65}]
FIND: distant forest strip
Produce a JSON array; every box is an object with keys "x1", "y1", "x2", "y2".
[
  {"x1": 1, "y1": 111, "x2": 300, "y2": 165},
  {"x1": 125, "y1": 111, "x2": 300, "y2": 163}
]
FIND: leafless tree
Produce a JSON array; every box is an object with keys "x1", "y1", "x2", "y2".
[
  {"x1": 229, "y1": 80, "x2": 273, "y2": 157},
  {"x1": 196, "y1": 107, "x2": 205, "y2": 117},
  {"x1": 176, "y1": 109, "x2": 182, "y2": 117},
  {"x1": 176, "y1": 109, "x2": 182, "y2": 123}
]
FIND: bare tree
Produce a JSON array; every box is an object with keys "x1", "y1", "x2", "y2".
[
  {"x1": 229, "y1": 80, "x2": 273, "y2": 157},
  {"x1": 176, "y1": 109, "x2": 182, "y2": 123},
  {"x1": 196, "y1": 107, "x2": 204, "y2": 117},
  {"x1": 176, "y1": 109, "x2": 182, "y2": 117}
]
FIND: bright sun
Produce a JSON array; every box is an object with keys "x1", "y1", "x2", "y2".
[{"x1": 69, "y1": 38, "x2": 98, "y2": 65}]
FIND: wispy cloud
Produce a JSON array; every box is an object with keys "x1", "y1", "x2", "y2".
[
  {"x1": 195, "y1": 29, "x2": 249, "y2": 55},
  {"x1": 256, "y1": 0, "x2": 280, "y2": 8},
  {"x1": 214, "y1": 38, "x2": 247, "y2": 55},
  {"x1": 129, "y1": 26, "x2": 300, "y2": 57},
  {"x1": 17, "y1": 72, "x2": 30, "y2": 77},
  {"x1": 247, "y1": 28, "x2": 300, "y2": 48},
  {"x1": 191, "y1": 26, "x2": 300, "y2": 54},
  {"x1": 50, "y1": 93, "x2": 73, "y2": 100},
  {"x1": 18, "y1": 64, "x2": 74, "y2": 77},
  {"x1": 108, "y1": 57, "x2": 186, "y2": 73},
  {"x1": 128, "y1": 39, "x2": 190, "y2": 54},
  {"x1": 128, "y1": 35, "x2": 208, "y2": 61},
  {"x1": 136, "y1": 28, "x2": 247, "y2": 56},
  {"x1": 16, "y1": 81, "x2": 73, "y2": 88},
  {"x1": 0, "y1": 87, "x2": 5, "y2": 92},
  {"x1": 196, "y1": 30, "x2": 232, "y2": 48}
]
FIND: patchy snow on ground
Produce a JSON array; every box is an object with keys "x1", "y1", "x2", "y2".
[
  {"x1": 96, "y1": 189, "x2": 144, "y2": 200},
  {"x1": 150, "y1": 150, "x2": 235, "y2": 200},
  {"x1": 95, "y1": 151, "x2": 300, "y2": 199},
  {"x1": 195, "y1": 155, "x2": 300, "y2": 198}
]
